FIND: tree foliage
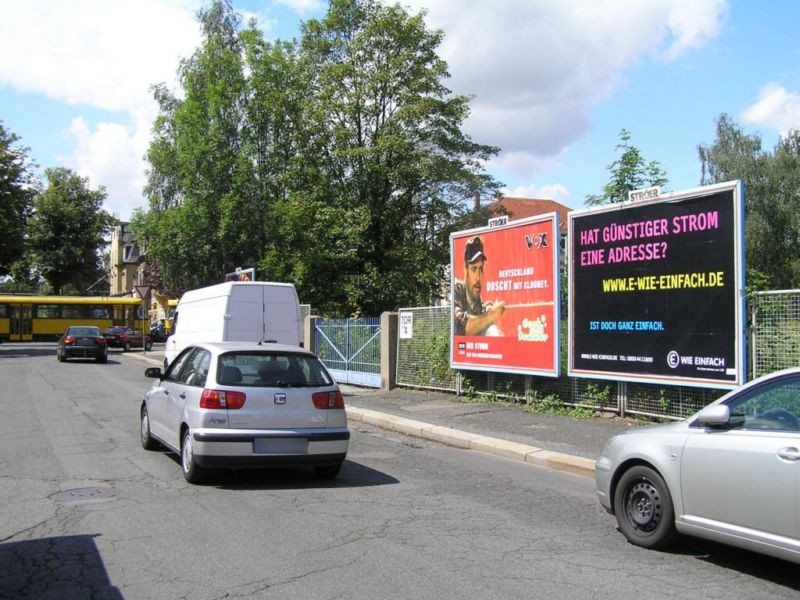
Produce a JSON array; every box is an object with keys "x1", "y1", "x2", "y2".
[
  {"x1": 137, "y1": 0, "x2": 500, "y2": 315},
  {"x1": 0, "y1": 122, "x2": 37, "y2": 277},
  {"x1": 699, "y1": 114, "x2": 800, "y2": 289},
  {"x1": 585, "y1": 129, "x2": 668, "y2": 206},
  {"x1": 27, "y1": 168, "x2": 113, "y2": 295}
]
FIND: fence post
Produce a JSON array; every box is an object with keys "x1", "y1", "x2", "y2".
[
  {"x1": 380, "y1": 312, "x2": 398, "y2": 391},
  {"x1": 304, "y1": 315, "x2": 318, "y2": 354}
]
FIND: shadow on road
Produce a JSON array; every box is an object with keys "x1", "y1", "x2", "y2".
[
  {"x1": 662, "y1": 536, "x2": 800, "y2": 589},
  {"x1": 161, "y1": 454, "x2": 399, "y2": 490},
  {"x1": 0, "y1": 534, "x2": 123, "y2": 599}
]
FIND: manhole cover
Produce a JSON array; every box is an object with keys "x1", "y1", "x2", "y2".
[{"x1": 51, "y1": 487, "x2": 116, "y2": 503}]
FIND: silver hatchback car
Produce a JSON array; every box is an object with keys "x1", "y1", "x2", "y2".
[
  {"x1": 140, "y1": 342, "x2": 349, "y2": 483},
  {"x1": 596, "y1": 367, "x2": 800, "y2": 564}
]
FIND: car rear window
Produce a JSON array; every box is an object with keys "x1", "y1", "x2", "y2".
[
  {"x1": 217, "y1": 352, "x2": 334, "y2": 387},
  {"x1": 69, "y1": 327, "x2": 101, "y2": 337}
]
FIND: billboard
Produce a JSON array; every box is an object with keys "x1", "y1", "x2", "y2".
[
  {"x1": 225, "y1": 267, "x2": 255, "y2": 282},
  {"x1": 568, "y1": 181, "x2": 745, "y2": 388},
  {"x1": 450, "y1": 213, "x2": 560, "y2": 376}
]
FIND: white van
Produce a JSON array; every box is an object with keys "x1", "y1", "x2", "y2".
[{"x1": 163, "y1": 281, "x2": 303, "y2": 369}]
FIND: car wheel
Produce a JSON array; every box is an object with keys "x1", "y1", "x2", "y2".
[
  {"x1": 181, "y1": 429, "x2": 207, "y2": 484},
  {"x1": 57, "y1": 348, "x2": 65, "y2": 362},
  {"x1": 613, "y1": 465, "x2": 678, "y2": 549},
  {"x1": 140, "y1": 405, "x2": 159, "y2": 450},
  {"x1": 314, "y1": 463, "x2": 343, "y2": 480},
  {"x1": 145, "y1": 341, "x2": 153, "y2": 351},
  {"x1": 124, "y1": 341, "x2": 131, "y2": 352},
  {"x1": 96, "y1": 352, "x2": 108, "y2": 363}
]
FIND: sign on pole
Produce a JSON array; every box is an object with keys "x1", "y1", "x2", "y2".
[{"x1": 134, "y1": 285, "x2": 152, "y2": 354}]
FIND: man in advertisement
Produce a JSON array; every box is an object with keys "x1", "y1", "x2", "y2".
[{"x1": 453, "y1": 236, "x2": 506, "y2": 336}]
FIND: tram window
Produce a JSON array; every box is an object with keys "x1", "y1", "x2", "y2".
[
  {"x1": 35, "y1": 304, "x2": 61, "y2": 318},
  {"x1": 62, "y1": 305, "x2": 89, "y2": 318},
  {"x1": 0, "y1": 304, "x2": 6, "y2": 318},
  {"x1": 91, "y1": 306, "x2": 110, "y2": 319}
]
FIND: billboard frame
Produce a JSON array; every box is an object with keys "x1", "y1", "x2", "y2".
[
  {"x1": 567, "y1": 180, "x2": 746, "y2": 389},
  {"x1": 449, "y1": 212, "x2": 561, "y2": 377}
]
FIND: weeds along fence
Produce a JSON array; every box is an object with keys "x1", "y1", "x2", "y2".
[{"x1": 396, "y1": 294, "x2": 800, "y2": 420}]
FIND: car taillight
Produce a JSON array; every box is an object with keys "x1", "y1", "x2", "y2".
[
  {"x1": 312, "y1": 390, "x2": 345, "y2": 409},
  {"x1": 200, "y1": 389, "x2": 246, "y2": 409},
  {"x1": 63, "y1": 336, "x2": 75, "y2": 345},
  {"x1": 95, "y1": 338, "x2": 106, "y2": 345}
]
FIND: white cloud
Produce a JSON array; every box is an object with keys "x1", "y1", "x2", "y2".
[
  {"x1": 401, "y1": 0, "x2": 728, "y2": 180},
  {"x1": 0, "y1": 0, "x2": 203, "y2": 219},
  {"x1": 741, "y1": 83, "x2": 800, "y2": 137},
  {"x1": 0, "y1": 0, "x2": 728, "y2": 219},
  {"x1": 58, "y1": 117, "x2": 150, "y2": 219}
]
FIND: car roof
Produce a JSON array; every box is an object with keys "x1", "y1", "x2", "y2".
[{"x1": 188, "y1": 341, "x2": 314, "y2": 356}]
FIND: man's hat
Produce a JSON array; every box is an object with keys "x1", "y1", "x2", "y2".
[{"x1": 465, "y1": 236, "x2": 487, "y2": 263}]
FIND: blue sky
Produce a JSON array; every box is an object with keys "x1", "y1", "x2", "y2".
[{"x1": 1, "y1": 0, "x2": 799, "y2": 220}]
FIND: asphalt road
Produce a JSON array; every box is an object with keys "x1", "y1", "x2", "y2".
[{"x1": 0, "y1": 343, "x2": 797, "y2": 599}]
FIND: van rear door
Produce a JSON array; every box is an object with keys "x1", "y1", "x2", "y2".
[
  {"x1": 226, "y1": 284, "x2": 264, "y2": 342},
  {"x1": 264, "y1": 287, "x2": 302, "y2": 345}
]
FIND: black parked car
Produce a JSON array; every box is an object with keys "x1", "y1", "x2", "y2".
[
  {"x1": 57, "y1": 326, "x2": 108, "y2": 363},
  {"x1": 149, "y1": 323, "x2": 168, "y2": 343}
]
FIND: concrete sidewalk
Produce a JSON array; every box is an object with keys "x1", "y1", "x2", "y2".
[{"x1": 127, "y1": 347, "x2": 641, "y2": 479}]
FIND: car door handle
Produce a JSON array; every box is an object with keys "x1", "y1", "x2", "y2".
[
  {"x1": 777, "y1": 447, "x2": 800, "y2": 461},
  {"x1": 179, "y1": 393, "x2": 186, "y2": 399}
]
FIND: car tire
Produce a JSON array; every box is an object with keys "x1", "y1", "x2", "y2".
[
  {"x1": 140, "y1": 405, "x2": 159, "y2": 450},
  {"x1": 613, "y1": 465, "x2": 678, "y2": 549},
  {"x1": 96, "y1": 352, "x2": 108, "y2": 364},
  {"x1": 57, "y1": 348, "x2": 65, "y2": 362},
  {"x1": 145, "y1": 341, "x2": 153, "y2": 351},
  {"x1": 181, "y1": 428, "x2": 207, "y2": 484},
  {"x1": 124, "y1": 341, "x2": 131, "y2": 352},
  {"x1": 314, "y1": 463, "x2": 343, "y2": 480}
]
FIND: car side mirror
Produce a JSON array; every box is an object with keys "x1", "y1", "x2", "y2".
[
  {"x1": 695, "y1": 404, "x2": 731, "y2": 427},
  {"x1": 145, "y1": 367, "x2": 163, "y2": 379}
]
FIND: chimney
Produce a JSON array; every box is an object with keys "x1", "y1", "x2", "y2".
[{"x1": 473, "y1": 192, "x2": 480, "y2": 212}]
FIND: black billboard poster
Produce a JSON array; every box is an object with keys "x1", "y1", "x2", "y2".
[{"x1": 568, "y1": 181, "x2": 745, "y2": 388}]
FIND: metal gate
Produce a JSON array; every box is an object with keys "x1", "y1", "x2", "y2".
[{"x1": 314, "y1": 317, "x2": 381, "y2": 387}]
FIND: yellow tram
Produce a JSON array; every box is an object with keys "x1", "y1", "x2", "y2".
[{"x1": 0, "y1": 295, "x2": 147, "y2": 342}]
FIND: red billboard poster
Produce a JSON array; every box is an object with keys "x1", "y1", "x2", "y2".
[
  {"x1": 450, "y1": 213, "x2": 560, "y2": 376},
  {"x1": 568, "y1": 181, "x2": 745, "y2": 388}
]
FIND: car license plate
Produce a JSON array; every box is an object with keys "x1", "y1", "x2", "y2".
[
  {"x1": 253, "y1": 438, "x2": 308, "y2": 455},
  {"x1": 77, "y1": 338, "x2": 94, "y2": 346}
]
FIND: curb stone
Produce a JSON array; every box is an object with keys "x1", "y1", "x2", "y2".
[{"x1": 347, "y1": 406, "x2": 596, "y2": 478}]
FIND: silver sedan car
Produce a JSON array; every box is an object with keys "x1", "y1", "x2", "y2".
[
  {"x1": 140, "y1": 342, "x2": 349, "y2": 483},
  {"x1": 596, "y1": 367, "x2": 800, "y2": 564}
]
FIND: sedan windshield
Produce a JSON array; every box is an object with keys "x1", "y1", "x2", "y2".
[{"x1": 217, "y1": 352, "x2": 334, "y2": 387}]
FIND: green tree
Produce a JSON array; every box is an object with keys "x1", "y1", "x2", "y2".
[
  {"x1": 297, "y1": 0, "x2": 501, "y2": 313},
  {"x1": 27, "y1": 168, "x2": 113, "y2": 295},
  {"x1": 698, "y1": 114, "x2": 800, "y2": 289},
  {"x1": 139, "y1": 0, "x2": 500, "y2": 315},
  {"x1": 138, "y1": 0, "x2": 250, "y2": 292},
  {"x1": 0, "y1": 122, "x2": 38, "y2": 276},
  {"x1": 585, "y1": 129, "x2": 668, "y2": 206}
]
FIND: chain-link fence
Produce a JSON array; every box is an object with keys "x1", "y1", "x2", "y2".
[
  {"x1": 751, "y1": 290, "x2": 800, "y2": 379},
  {"x1": 396, "y1": 306, "x2": 730, "y2": 420}
]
